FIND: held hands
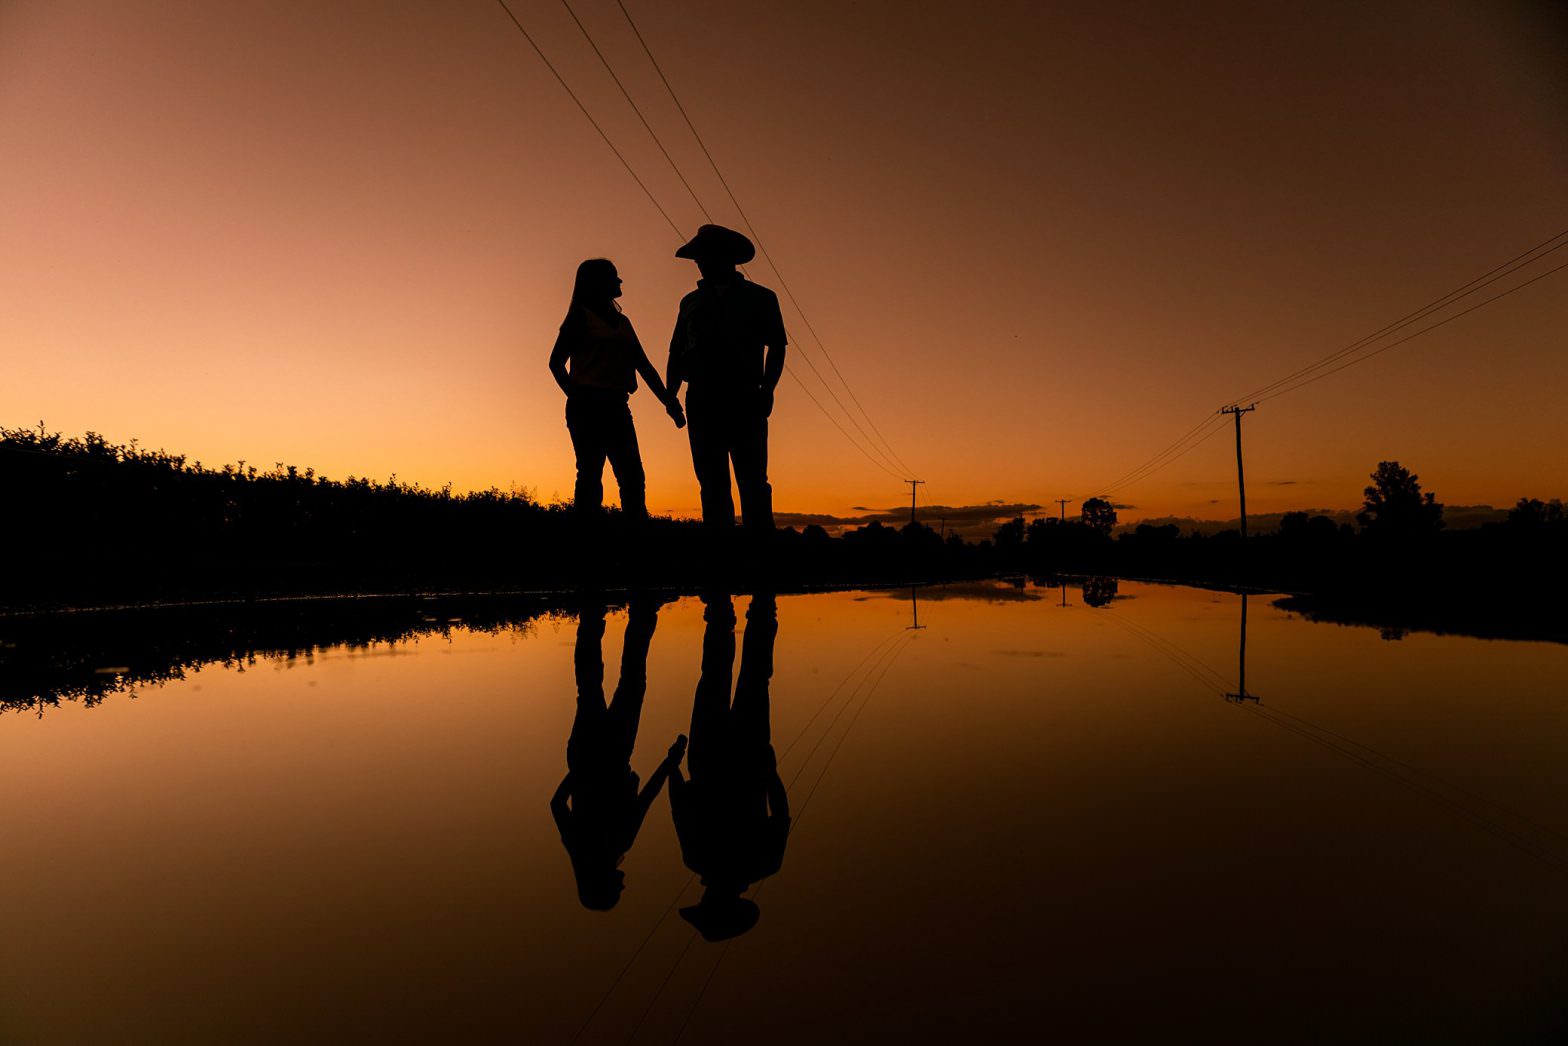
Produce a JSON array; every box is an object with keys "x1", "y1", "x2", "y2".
[
  {"x1": 666, "y1": 396, "x2": 687, "y2": 429},
  {"x1": 665, "y1": 734, "x2": 689, "y2": 767}
]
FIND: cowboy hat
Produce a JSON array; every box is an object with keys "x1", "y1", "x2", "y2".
[{"x1": 674, "y1": 224, "x2": 756, "y2": 265}]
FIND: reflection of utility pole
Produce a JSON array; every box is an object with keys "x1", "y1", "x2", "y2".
[
  {"x1": 1224, "y1": 593, "x2": 1257, "y2": 702},
  {"x1": 906, "y1": 586, "x2": 927, "y2": 631},
  {"x1": 905, "y1": 479, "x2": 925, "y2": 525},
  {"x1": 1054, "y1": 498, "x2": 1071, "y2": 522},
  {"x1": 1218, "y1": 404, "x2": 1256, "y2": 540},
  {"x1": 1056, "y1": 580, "x2": 1071, "y2": 608}
]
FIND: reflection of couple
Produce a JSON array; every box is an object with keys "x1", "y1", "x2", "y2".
[
  {"x1": 548, "y1": 224, "x2": 786, "y2": 532},
  {"x1": 551, "y1": 594, "x2": 788, "y2": 940}
]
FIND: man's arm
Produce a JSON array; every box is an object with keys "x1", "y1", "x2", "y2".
[
  {"x1": 760, "y1": 293, "x2": 787, "y2": 417},
  {"x1": 665, "y1": 305, "x2": 688, "y2": 401}
]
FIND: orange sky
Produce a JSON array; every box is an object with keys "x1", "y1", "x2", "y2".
[{"x1": 2, "y1": 0, "x2": 1565, "y2": 523}]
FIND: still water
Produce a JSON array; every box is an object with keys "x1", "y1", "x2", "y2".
[{"x1": 3, "y1": 581, "x2": 1567, "y2": 1044}]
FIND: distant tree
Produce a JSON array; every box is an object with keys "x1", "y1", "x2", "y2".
[
  {"x1": 1507, "y1": 497, "x2": 1566, "y2": 528},
  {"x1": 1128, "y1": 523, "x2": 1178, "y2": 542},
  {"x1": 1357, "y1": 461, "x2": 1443, "y2": 538},
  {"x1": 993, "y1": 516, "x2": 1026, "y2": 552},
  {"x1": 1080, "y1": 497, "x2": 1116, "y2": 536},
  {"x1": 1278, "y1": 511, "x2": 1340, "y2": 543}
]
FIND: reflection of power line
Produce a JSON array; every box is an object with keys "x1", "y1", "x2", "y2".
[
  {"x1": 671, "y1": 629, "x2": 916, "y2": 1039},
  {"x1": 1103, "y1": 596, "x2": 1568, "y2": 876}
]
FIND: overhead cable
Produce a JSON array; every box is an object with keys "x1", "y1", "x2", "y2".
[
  {"x1": 494, "y1": 0, "x2": 683, "y2": 238},
  {"x1": 614, "y1": 0, "x2": 918, "y2": 479}
]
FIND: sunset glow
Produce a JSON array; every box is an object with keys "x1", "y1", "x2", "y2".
[{"x1": 3, "y1": 1, "x2": 1564, "y2": 524}]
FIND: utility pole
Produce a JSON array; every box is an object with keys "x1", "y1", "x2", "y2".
[
  {"x1": 904, "y1": 479, "x2": 925, "y2": 526},
  {"x1": 1218, "y1": 404, "x2": 1256, "y2": 540},
  {"x1": 1054, "y1": 498, "x2": 1071, "y2": 522}
]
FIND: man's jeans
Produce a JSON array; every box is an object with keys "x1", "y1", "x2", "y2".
[{"x1": 685, "y1": 386, "x2": 773, "y2": 531}]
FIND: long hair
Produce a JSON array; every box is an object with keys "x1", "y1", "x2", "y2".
[{"x1": 567, "y1": 258, "x2": 620, "y2": 322}]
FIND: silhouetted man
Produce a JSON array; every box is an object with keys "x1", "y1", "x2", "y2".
[
  {"x1": 551, "y1": 598, "x2": 686, "y2": 910},
  {"x1": 668, "y1": 593, "x2": 789, "y2": 940},
  {"x1": 666, "y1": 225, "x2": 787, "y2": 534}
]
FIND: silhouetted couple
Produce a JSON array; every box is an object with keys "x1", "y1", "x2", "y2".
[
  {"x1": 549, "y1": 225, "x2": 787, "y2": 533},
  {"x1": 551, "y1": 594, "x2": 789, "y2": 941}
]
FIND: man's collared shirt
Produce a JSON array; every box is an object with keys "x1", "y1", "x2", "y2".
[{"x1": 669, "y1": 273, "x2": 786, "y2": 391}]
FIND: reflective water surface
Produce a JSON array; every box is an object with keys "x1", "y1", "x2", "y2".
[{"x1": 3, "y1": 581, "x2": 1567, "y2": 1044}]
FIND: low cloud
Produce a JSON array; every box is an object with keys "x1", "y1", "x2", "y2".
[{"x1": 775, "y1": 501, "x2": 1041, "y2": 537}]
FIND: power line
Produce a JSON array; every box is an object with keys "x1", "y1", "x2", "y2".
[
  {"x1": 1229, "y1": 227, "x2": 1568, "y2": 404},
  {"x1": 786, "y1": 368, "x2": 906, "y2": 480},
  {"x1": 557, "y1": 0, "x2": 712, "y2": 224},
  {"x1": 613, "y1": 0, "x2": 918, "y2": 479},
  {"x1": 561, "y1": 1, "x2": 913, "y2": 482},
  {"x1": 494, "y1": 0, "x2": 909, "y2": 484},
  {"x1": 1084, "y1": 227, "x2": 1568, "y2": 501},
  {"x1": 1079, "y1": 413, "x2": 1229, "y2": 501},
  {"x1": 1254, "y1": 255, "x2": 1568, "y2": 404},
  {"x1": 558, "y1": 0, "x2": 914, "y2": 481},
  {"x1": 494, "y1": 0, "x2": 682, "y2": 238}
]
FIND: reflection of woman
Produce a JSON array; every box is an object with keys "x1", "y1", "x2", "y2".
[
  {"x1": 551, "y1": 599, "x2": 685, "y2": 910},
  {"x1": 548, "y1": 259, "x2": 685, "y2": 519}
]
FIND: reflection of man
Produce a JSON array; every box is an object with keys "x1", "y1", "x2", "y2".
[
  {"x1": 551, "y1": 598, "x2": 686, "y2": 910},
  {"x1": 666, "y1": 224, "x2": 787, "y2": 534},
  {"x1": 669, "y1": 593, "x2": 789, "y2": 940}
]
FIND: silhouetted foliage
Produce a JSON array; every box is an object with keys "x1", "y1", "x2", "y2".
[
  {"x1": 1358, "y1": 460, "x2": 1444, "y2": 539},
  {"x1": 1081, "y1": 577, "x2": 1119, "y2": 607},
  {"x1": 1081, "y1": 497, "x2": 1117, "y2": 535},
  {"x1": 1507, "y1": 497, "x2": 1566, "y2": 529}
]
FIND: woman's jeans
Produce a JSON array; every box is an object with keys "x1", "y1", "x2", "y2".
[{"x1": 566, "y1": 390, "x2": 646, "y2": 518}]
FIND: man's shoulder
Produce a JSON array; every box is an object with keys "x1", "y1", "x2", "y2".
[{"x1": 741, "y1": 280, "x2": 780, "y2": 305}]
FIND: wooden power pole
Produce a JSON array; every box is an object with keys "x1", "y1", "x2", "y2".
[
  {"x1": 905, "y1": 479, "x2": 925, "y2": 525},
  {"x1": 1054, "y1": 498, "x2": 1071, "y2": 522},
  {"x1": 1218, "y1": 404, "x2": 1256, "y2": 539}
]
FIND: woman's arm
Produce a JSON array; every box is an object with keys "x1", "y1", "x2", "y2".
[
  {"x1": 548, "y1": 329, "x2": 573, "y2": 396},
  {"x1": 634, "y1": 334, "x2": 685, "y2": 428}
]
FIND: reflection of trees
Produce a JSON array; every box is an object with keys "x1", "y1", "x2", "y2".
[
  {"x1": 1080, "y1": 577, "x2": 1119, "y2": 608},
  {"x1": 0, "y1": 596, "x2": 557, "y2": 714}
]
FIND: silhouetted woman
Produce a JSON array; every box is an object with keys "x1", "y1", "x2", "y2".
[{"x1": 549, "y1": 259, "x2": 684, "y2": 519}]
